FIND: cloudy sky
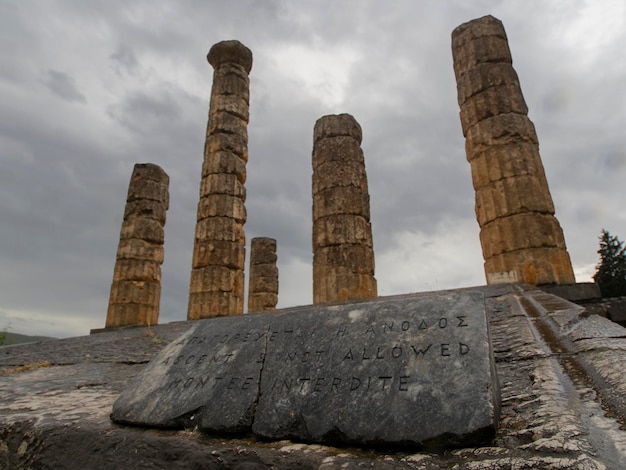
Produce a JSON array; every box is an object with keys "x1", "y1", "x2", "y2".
[{"x1": 1, "y1": 0, "x2": 624, "y2": 338}]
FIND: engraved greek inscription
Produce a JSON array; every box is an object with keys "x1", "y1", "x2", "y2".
[
  {"x1": 399, "y1": 376, "x2": 409, "y2": 391},
  {"x1": 460, "y1": 343, "x2": 470, "y2": 355},
  {"x1": 241, "y1": 377, "x2": 254, "y2": 390},
  {"x1": 227, "y1": 377, "x2": 239, "y2": 389},
  {"x1": 401, "y1": 321, "x2": 410, "y2": 331},
  {"x1": 185, "y1": 355, "x2": 196, "y2": 365},
  {"x1": 313, "y1": 377, "x2": 325, "y2": 392},
  {"x1": 350, "y1": 377, "x2": 361, "y2": 391},
  {"x1": 268, "y1": 331, "x2": 279, "y2": 342},
  {"x1": 364, "y1": 325, "x2": 375, "y2": 336},
  {"x1": 411, "y1": 344, "x2": 432, "y2": 356},
  {"x1": 167, "y1": 378, "x2": 182, "y2": 390},
  {"x1": 457, "y1": 316, "x2": 468, "y2": 327},
  {"x1": 362, "y1": 348, "x2": 371, "y2": 360},
  {"x1": 213, "y1": 377, "x2": 223, "y2": 388},
  {"x1": 336, "y1": 326, "x2": 347, "y2": 338},
  {"x1": 197, "y1": 354, "x2": 208, "y2": 364},
  {"x1": 298, "y1": 378, "x2": 310, "y2": 393},
  {"x1": 196, "y1": 376, "x2": 210, "y2": 389},
  {"x1": 256, "y1": 353, "x2": 265, "y2": 363},
  {"x1": 379, "y1": 376, "x2": 392, "y2": 390},
  {"x1": 331, "y1": 377, "x2": 341, "y2": 392},
  {"x1": 376, "y1": 347, "x2": 385, "y2": 359},
  {"x1": 441, "y1": 343, "x2": 450, "y2": 356},
  {"x1": 183, "y1": 378, "x2": 194, "y2": 388},
  {"x1": 391, "y1": 346, "x2": 402, "y2": 358},
  {"x1": 344, "y1": 349, "x2": 354, "y2": 360},
  {"x1": 438, "y1": 318, "x2": 448, "y2": 328},
  {"x1": 418, "y1": 320, "x2": 428, "y2": 329},
  {"x1": 383, "y1": 321, "x2": 394, "y2": 332}
]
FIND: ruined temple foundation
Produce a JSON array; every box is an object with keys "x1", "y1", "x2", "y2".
[
  {"x1": 451, "y1": 15, "x2": 575, "y2": 285},
  {"x1": 105, "y1": 163, "x2": 169, "y2": 328},
  {"x1": 312, "y1": 114, "x2": 377, "y2": 303},
  {"x1": 247, "y1": 237, "x2": 278, "y2": 312},
  {"x1": 188, "y1": 40, "x2": 252, "y2": 319}
]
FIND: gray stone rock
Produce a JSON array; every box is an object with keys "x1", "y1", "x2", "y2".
[{"x1": 111, "y1": 291, "x2": 500, "y2": 448}]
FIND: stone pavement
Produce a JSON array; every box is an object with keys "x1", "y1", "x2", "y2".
[{"x1": 2, "y1": 284, "x2": 626, "y2": 469}]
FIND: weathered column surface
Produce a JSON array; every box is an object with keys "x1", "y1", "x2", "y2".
[
  {"x1": 312, "y1": 114, "x2": 377, "y2": 303},
  {"x1": 247, "y1": 237, "x2": 278, "y2": 312},
  {"x1": 188, "y1": 40, "x2": 252, "y2": 320},
  {"x1": 452, "y1": 15, "x2": 575, "y2": 285},
  {"x1": 106, "y1": 163, "x2": 169, "y2": 328}
]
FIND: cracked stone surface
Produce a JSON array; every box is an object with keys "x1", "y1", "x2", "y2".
[{"x1": 2, "y1": 284, "x2": 626, "y2": 469}]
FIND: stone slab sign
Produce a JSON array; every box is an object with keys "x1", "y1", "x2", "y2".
[{"x1": 111, "y1": 291, "x2": 500, "y2": 448}]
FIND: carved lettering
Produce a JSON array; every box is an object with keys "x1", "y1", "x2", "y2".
[{"x1": 457, "y1": 316, "x2": 468, "y2": 327}]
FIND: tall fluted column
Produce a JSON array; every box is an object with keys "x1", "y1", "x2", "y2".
[
  {"x1": 247, "y1": 237, "x2": 278, "y2": 312},
  {"x1": 106, "y1": 163, "x2": 169, "y2": 328},
  {"x1": 188, "y1": 40, "x2": 252, "y2": 319},
  {"x1": 312, "y1": 114, "x2": 377, "y2": 303},
  {"x1": 452, "y1": 15, "x2": 575, "y2": 285}
]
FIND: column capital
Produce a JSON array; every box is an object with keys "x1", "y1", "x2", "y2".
[{"x1": 207, "y1": 40, "x2": 253, "y2": 73}]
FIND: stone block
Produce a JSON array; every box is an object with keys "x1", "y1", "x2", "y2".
[
  {"x1": 124, "y1": 199, "x2": 168, "y2": 223},
  {"x1": 312, "y1": 161, "x2": 368, "y2": 193},
  {"x1": 313, "y1": 215, "x2": 373, "y2": 249},
  {"x1": 200, "y1": 174, "x2": 246, "y2": 199},
  {"x1": 108, "y1": 280, "x2": 160, "y2": 306},
  {"x1": 250, "y1": 264, "x2": 278, "y2": 279},
  {"x1": 192, "y1": 240, "x2": 245, "y2": 270},
  {"x1": 485, "y1": 248, "x2": 575, "y2": 285},
  {"x1": 312, "y1": 137, "x2": 365, "y2": 169},
  {"x1": 112, "y1": 292, "x2": 500, "y2": 448},
  {"x1": 452, "y1": 35, "x2": 512, "y2": 79},
  {"x1": 249, "y1": 238, "x2": 277, "y2": 265},
  {"x1": 187, "y1": 292, "x2": 244, "y2": 319},
  {"x1": 313, "y1": 268, "x2": 377, "y2": 303},
  {"x1": 197, "y1": 194, "x2": 246, "y2": 222},
  {"x1": 313, "y1": 186, "x2": 370, "y2": 220},
  {"x1": 116, "y1": 239, "x2": 164, "y2": 263},
  {"x1": 209, "y1": 94, "x2": 249, "y2": 122},
  {"x1": 189, "y1": 266, "x2": 244, "y2": 294},
  {"x1": 313, "y1": 113, "x2": 362, "y2": 144},
  {"x1": 464, "y1": 114, "x2": 538, "y2": 156},
  {"x1": 248, "y1": 293, "x2": 278, "y2": 312},
  {"x1": 459, "y1": 85, "x2": 528, "y2": 135},
  {"x1": 479, "y1": 213, "x2": 566, "y2": 258},
  {"x1": 130, "y1": 163, "x2": 169, "y2": 184},
  {"x1": 205, "y1": 133, "x2": 248, "y2": 161},
  {"x1": 120, "y1": 218, "x2": 165, "y2": 244},
  {"x1": 207, "y1": 112, "x2": 248, "y2": 139},
  {"x1": 469, "y1": 142, "x2": 545, "y2": 186},
  {"x1": 126, "y1": 180, "x2": 169, "y2": 205},
  {"x1": 113, "y1": 259, "x2": 161, "y2": 283},
  {"x1": 105, "y1": 302, "x2": 159, "y2": 328},
  {"x1": 201, "y1": 151, "x2": 247, "y2": 183},
  {"x1": 314, "y1": 245, "x2": 375, "y2": 275},
  {"x1": 455, "y1": 62, "x2": 521, "y2": 106},
  {"x1": 195, "y1": 217, "x2": 245, "y2": 243},
  {"x1": 474, "y1": 175, "x2": 554, "y2": 226},
  {"x1": 211, "y1": 66, "x2": 250, "y2": 102}
]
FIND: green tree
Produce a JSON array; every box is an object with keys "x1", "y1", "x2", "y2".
[{"x1": 593, "y1": 229, "x2": 626, "y2": 298}]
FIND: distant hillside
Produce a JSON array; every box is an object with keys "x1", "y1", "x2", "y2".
[{"x1": 0, "y1": 332, "x2": 57, "y2": 346}]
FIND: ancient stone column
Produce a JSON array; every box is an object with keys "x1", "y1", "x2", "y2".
[
  {"x1": 247, "y1": 237, "x2": 278, "y2": 312},
  {"x1": 187, "y1": 40, "x2": 252, "y2": 319},
  {"x1": 312, "y1": 114, "x2": 377, "y2": 303},
  {"x1": 452, "y1": 15, "x2": 575, "y2": 285},
  {"x1": 105, "y1": 163, "x2": 169, "y2": 328}
]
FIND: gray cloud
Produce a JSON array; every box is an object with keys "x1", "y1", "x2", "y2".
[{"x1": 43, "y1": 70, "x2": 87, "y2": 103}]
